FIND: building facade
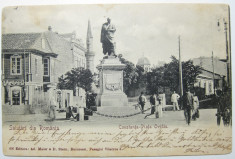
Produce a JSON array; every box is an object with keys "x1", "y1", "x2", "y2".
[
  {"x1": 2, "y1": 22, "x2": 94, "y2": 108},
  {"x1": 136, "y1": 56, "x2": 151, "y2": 72},
  {"x1": 2, "y1": 32, "x2": 58, "y2": 106},
  {"x1": 193, "y1": 57, "x2": 226, "y2": 95}
]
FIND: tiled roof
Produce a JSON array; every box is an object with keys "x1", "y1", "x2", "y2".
[
  {"x1": 2, "y1": 30, "x2": 86, "y2": 56},
  {"x1": 2, "y1": 33, "x2": 54, "y2": 54},
  {"x1": 44, "y1": 31, "x2": 72, "y2": 55},
  {"x1": 2, "y1": 33, "x2": 40, "y2": 50},
  {"x1": 193, "y1": 57, "x2": 227, "y2": 76}
]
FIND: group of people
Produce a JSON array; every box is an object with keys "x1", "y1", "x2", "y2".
[
  {"x1": 139, "y1": 89, "x2": 200, "y2": 125},
  {"x1": 183, "y1": 89, "x2": 200, "y2": 125},
  {"x1": 138, "y1": 92, "x2": 163, "y2": 119}
]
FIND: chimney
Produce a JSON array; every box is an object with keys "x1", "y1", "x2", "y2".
[{"x1": 48, "y1": 26, "x2": 52, "y2": 31}]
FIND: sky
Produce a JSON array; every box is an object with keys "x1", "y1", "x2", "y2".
[{"x1": 2, "y1": 4, "x2": 230, "y2": 69}]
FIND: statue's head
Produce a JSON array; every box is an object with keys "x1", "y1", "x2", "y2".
[{"x1": 107, "y1": 17, "x2": 111, "y2": 23}]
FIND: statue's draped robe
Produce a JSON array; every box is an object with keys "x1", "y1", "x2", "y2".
[{"x1": 100, "y1": 22, "x2": 116, "y2": 55}]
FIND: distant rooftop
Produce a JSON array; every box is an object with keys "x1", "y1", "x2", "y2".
[
  {"x1": 192, "y1": 57, "x2": 227, "y2": 76},
  {"x1": 137, "y1": 56, "x2": 151, "y2": 66}
]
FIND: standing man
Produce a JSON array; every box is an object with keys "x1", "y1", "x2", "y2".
[
  {"x1": 171, "y1": 91, "x2": 180, "y2": 111},
  {"x1": 100, "y1": 17, "x2": 116, "y2": 57},
  {"x1": 144, "y1": 93, "x2": 157, "y2": 118},
  {"x1": 139, "y1": 92, "x2": 146, "y2": 114},
  {"x1": 49, "y1": 89, "x2": 57, "y2": 121},
  {"x1": 157, "y1": 93, "x2": 164, "y2": 117},
  {"x1": 183, "y1": 88, "x2": 194, "y2": 125}
]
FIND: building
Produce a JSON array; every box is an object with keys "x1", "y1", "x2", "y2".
[
  {"x1": 136, "y1": 56, "x2": 151, "y2": 72},
  {"x1": 2, "y1": 32, "x2": 58, "y2": 106},
  {"x1": 193, "y1": 57, "x2": 226, "y2": 95},
  {"x1": 2, "y1": 22, "x2": 95, "y2": 108}
]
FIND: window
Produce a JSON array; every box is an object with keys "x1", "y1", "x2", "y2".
[
  {"x1": 209, "y1": 82, "x2": 212, "y2": 93},
  {"x1": 11, "y1": 56, "x2": 21, "y2": 75},
  {"x1": 43, "y1": 58, "x2": 49, "y2": 76},
  {"x1": 35, "y1": 58, "x2": 38, "y2": 74}
]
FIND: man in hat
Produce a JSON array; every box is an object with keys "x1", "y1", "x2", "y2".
[
  {"x1": 183, "y1": 88, "x2": 194, "y2": 125},
  {"x1": 139, "y1": 92, "x2": 147, "y2": 114}
]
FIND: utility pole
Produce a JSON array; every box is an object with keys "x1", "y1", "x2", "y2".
[
  {"x1": 178, "y1": 36, "x2": 183, "y2": 108},
  {"x1": 212, "y1": 51, "x2": 215, "y2": 94},
  {"x1": 228, "y1": 6, "x2": 231, "y2": 89},
  {"x1": 224, "y1": 19, "x2": 230, "y2": 88}
]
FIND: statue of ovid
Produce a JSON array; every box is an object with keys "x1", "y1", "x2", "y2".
[{"x1": 100, "y1": 18, "x2": 117, "y2": 58}]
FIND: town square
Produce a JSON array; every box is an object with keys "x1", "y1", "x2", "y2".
[{"x1": 1, "y1": 3, "x2": 232, "y2": 157}]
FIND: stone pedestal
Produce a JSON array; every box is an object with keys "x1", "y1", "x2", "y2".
[{"x1": 97, "y1": 57, "x2": 128, "y2": 106}]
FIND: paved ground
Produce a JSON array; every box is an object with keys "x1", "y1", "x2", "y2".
[{"x1": 2, "y1": 103, "x2": 220, "y2": 128}]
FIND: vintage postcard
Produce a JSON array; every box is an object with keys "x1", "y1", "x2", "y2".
[{"x1": 1, "y1": 3, "x2": 232, "y2": 157}]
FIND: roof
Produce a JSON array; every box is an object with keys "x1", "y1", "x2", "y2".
[
  {"x1": 2, "y1": 33, "x2": 40, "y2": 50},
  {"x1": 2, "y1": 29, "x2": 87, "y2": 56},
  {"x1": 44, "y1": 31, "x2": 72, "y2": 55},
  {"x1": 2, "y1": 32, "x2": 55, "y2": 55},
  {"x1": 137, "y1": 56, "x2": 151, "y2": 66},
  {"x1": 192, "y1": 57, "x2": 227, "y2": 76}
]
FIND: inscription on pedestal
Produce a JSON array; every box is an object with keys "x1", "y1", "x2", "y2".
[
  {"x1": 104, "y1": 73, "x2": 122, "y2": 92},
  {"x1": 97, "y1": 58, "x2": 128, "y2": 106}
]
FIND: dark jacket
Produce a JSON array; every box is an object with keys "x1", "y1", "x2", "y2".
[
  {"x1": 150, "y1": 95, "x2": 156, "y2": 105},
  {"x1": 183, "y1": 92, "x2": 193, "y2": 109}
]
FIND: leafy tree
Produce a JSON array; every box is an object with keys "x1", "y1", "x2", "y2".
[
  {"x1": 136, "y1": 65, "x2": 146, "y2": 87},
  {"x1": 118, "y1": 54, "x2": 146, "y2": 95},
  {"x1": 182, "y1": 59, "x2": 201, "y2": 91},
  {"x1": 57, "y1": 67, "x2": 93, "y2": 95},
  {"x1": 118, "y1": 54, "x2": 138, "y2": 94},
  {"x1": 147, "y1": 56, "x2": 201, "y2": 94},
  {"x1": 146, "y1": 66, "x2": 165, "y2": 94}
]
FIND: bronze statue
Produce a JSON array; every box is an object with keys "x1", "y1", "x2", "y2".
[{"x1": 100, "y1": 18, "x2": 116, "y2": 57}]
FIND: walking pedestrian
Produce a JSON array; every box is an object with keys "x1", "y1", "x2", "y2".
[
  {"x1": 138, "y1": 92, "x2": 146, "y2": 114},
  {"x1": 183, "y1": 88, "x2": 194, "y2": 125},
  {"x1": 66, "y1": 106, "x2": 75, "y2": 119},
  {"x1": 192, "y1": 92, "x2": 199, "y2": 120},
  {"x1": 171, "y1": 91, "x2": 180, "y2": 111}
]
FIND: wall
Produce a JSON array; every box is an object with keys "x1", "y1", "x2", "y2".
[{"x1": 31, "y1": 53, "x2": 43, "y2": 83}]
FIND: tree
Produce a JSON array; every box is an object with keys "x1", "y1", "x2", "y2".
[
  {"x1": 147, "y1": 56, "x2": 201, "y2": 94},
  {"x1": 57, "y1": 67, "x2": 93, "y2": 95},
  {"x1": 182, "y1": 59, "x2": 201, "y2": 91},
  {"x1": 118, "y1": 54, "x2": 146, "y2": 95},
  {"x1": 146, "y1": 66, "x2": 165, "y2": 94},
  {"x1": 118, "y1": 54, "x2": 138, "y2": 94}
]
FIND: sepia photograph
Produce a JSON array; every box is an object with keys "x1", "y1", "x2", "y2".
[{"x1": 0, "y1": 1, "x2": 233, "y2": 158}]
